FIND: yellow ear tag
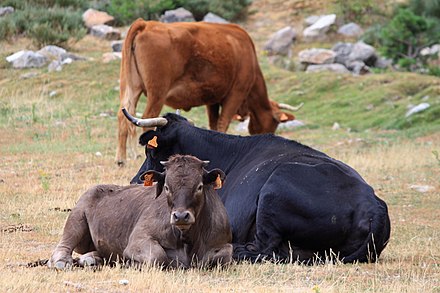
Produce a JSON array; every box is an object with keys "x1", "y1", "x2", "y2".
[
  {"x1": 144, "y1": 173, "x2": 154, "y2": 187},
  {"x1": 214, "y1": 174, "x2": 222, "y2": 190},
  {"x1": 147, "y1": 136, "x2": 158, "y2": 148}
]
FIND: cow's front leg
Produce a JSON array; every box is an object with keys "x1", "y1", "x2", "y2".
[
  {"x1": 200, "y1": 243, "x2": 233, "y2": 268},
  {"x1": 123, "y1": 237, "x2": 170, "y2": 268},
  {"x1": 76, "y1": 251, "x2": 104, "y2": 267}
]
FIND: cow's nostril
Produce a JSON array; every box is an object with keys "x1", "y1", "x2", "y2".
[{"x1": 183, "y1": 212, "x2": 190, "y2": 222}]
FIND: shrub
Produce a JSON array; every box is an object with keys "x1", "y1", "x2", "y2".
[
  {"x1": 0, "y1": 6, "x2": 86, "y2": 48},
  {"x1": 378, "y1": 8, "x2": 440, "y2": 71}
]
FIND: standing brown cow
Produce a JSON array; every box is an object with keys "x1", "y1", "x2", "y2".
[
  {"x1": 48, "y1": 155, "x2": 232, "y2": 269},
  {"x1": 116, "y1": 20, "x2": 297, "y2": 165}
]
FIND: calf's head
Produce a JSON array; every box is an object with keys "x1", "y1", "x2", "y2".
[{"x1": 141, "y1": 155, "x2": 225, "y2": 231}]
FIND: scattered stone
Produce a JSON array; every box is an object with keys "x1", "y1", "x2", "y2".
[
  {"x1": 6, "y1": 50, "x2": 48, "y2": 69},
  {"x1": 374, "y1": 56, "x2": 392, "y2": 69},
  {"x1": 160, "y1": 7, "x2": 195, "y2": 23},
  {"x1": 90, "y1": 24, "x2": 121, "y2": 40},
  {"x1": 337, "y1": 22, "x2": 363, "y2": 37},
  {"x1": 20, "y1": 72, "x2": 39, "y2": 79},
  {"x1": 303, "y1": 14, "x2": 336, "y2": 40},
  {"x1": 263, "y1": 26, "x2": 297, "y2": 57},
  {"x1": 304, "y1": 15, "x2": 321, "y2": 26},
  {"x1": 306, "y1": 63, "x2": 350, "y2": 74},
  {"x1": 409, "y1": 184, "x2": 434, "y2": 193},
  {"x1": 95, "y1": 152, "x2": 103, "y2": 157},
  {"x1": 82, "y1": 8, "x2": 115, "y2": 28},
  {"x1": 48, "y1": 60, "x2": 63, "y2": 72},
  {"x1": 102, "y1": 52, "x2": 122, "y2": 63},
  {"x1": 203, "y1": 12, "x2": 228, "y2": 23},
  {"x1": 111, "y1": 40, "x2": 124, "y2": 52},
  {"x1": 348, "y1": 41, "x2": 377, "y2": 66},
  {"x1": 420, "y1": 44, "x2": 440, "y2": 56},
  {"x1": 119, "y1": 279, "x2": 129, "y2": 285},
  {"x1": 37, "y1": 45, "x2": 66, "y2": 60},
  {"x1": 405, "y1": 103, "x2": 430, "y2": 118},
  {"x1": 276, "y1": 120, "x2": 305, "y2": 131},
  {"x1": 298, "y1": 48, "x2": 336, "y2": 64},
  {"x1": 332, "y1": 122, "x2": 341, "y2": 130},
  {"x1": 0, "y1": 6, "x2": 14, "y2": 17},
  {"x1": 49, "y1": 91, "x2": 58, "y2": 98}
]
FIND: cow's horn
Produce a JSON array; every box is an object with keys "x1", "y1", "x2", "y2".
[
  {"x1": 122, "y1": 108, "x2": 168, "y2": 127},
  {"x1": 278, "y1": 102, "x2": 304, "y2": 112}
]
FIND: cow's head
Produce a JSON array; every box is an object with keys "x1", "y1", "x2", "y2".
[{"x1": 141, "y1": 155, "x2": 225, "y2": 231}]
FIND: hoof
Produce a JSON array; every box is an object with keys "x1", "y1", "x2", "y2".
[{"x1": 53, "y1": 261, "x2": 70, "y2": 270}]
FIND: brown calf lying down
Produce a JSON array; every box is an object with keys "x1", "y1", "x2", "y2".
[{"x1": 48, "y1": 155, "x2": 232, "y2": 269}]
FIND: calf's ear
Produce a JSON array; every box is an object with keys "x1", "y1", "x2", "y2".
[
  {"x1": 203, "y1": 169, "x2": 226, "y2": 189},
  {"x1": 140, "y1": 170, "x2": 165, "y2": 198}
]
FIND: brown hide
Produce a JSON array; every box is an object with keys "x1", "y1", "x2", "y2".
[
  {"x1": 116, "y1": 20, "x2": 290, "y2": 164},
  {"x1": 48, "y1": 155, "x2": 232, "y2": 269}
]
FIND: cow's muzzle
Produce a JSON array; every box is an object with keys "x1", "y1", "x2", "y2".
[{"x1": 170, "y1": 210, "x2": 195, "y2": 230}]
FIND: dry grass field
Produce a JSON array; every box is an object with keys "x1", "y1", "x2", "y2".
[{"x1": 1, "y1": 1, "x2": 440, "y2": 292}]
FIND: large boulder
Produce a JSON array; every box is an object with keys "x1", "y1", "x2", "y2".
[
  {"x1": 90, "y1": 24, "x2": 121, "y2": 40},
  {"x1": 263, "y1": 26, "x2": 297, "y2": 57},
  {"x1": 332, "y1": 41, "x2": 377, "y2": 67},
  {"x1": 203, "y1": 12, "x2": 228, "y2": 24},
  {"x1": 298, "y1": 48, "x2": 336, "y2": 65},
  {"x1": 82, "y1": 8, "x2": 114, "y2": 28},
  {"x1": 306, "y1": 64, "x2": 350, "y2": 74},
  {"x1": 37, "y1": 45, "x2": 67, "y2": 60},
  {"x1": 0, "y1": 6, "x2": 14, "y2": 17},
  {"x1": 337, "y1": 22, "x2": 363, "y2": 38},
  {"x1": 160, "y1": 7, "x2": 195, "y2": 23},
  {"x1": 6, "y1": 50, "x2": 48, "y2": 69},
  {"x1": 303, "y1": 14, "x2": 336, "y2": 40}
]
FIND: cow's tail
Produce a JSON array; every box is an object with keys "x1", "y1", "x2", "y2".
[
  {"x1": 342, "y1": 200, "x2": 391, "y2": 263},
  {"x1": 120, "y1": 18, "x2": 146, "y2": 112},
  {"x1": 117, "y1": 19, "x2": 146, "y2": 164}
]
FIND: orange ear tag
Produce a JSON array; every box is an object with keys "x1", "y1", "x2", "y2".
[
  {"x1": 147, "y1": 136, "x2": 158, "y2": 148},
  {"x1": 144, "y1": 173, "x2": 154, "y2": 187},
  {"x1": 214, "y1": 174, "x2": 222, "y2": 190},
  {"x1": 279, "y1": 113, "x2": 289, "y2": 122}
]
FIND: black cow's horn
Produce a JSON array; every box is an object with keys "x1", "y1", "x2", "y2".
[
  {"x1": 122, "y1": 108, "x2": 168, "y2": 127},
  {"x1": 278, "y1": 102, "x2": 304, "y2": 112}
]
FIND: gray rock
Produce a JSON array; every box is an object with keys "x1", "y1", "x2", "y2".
[
  {"x1": 337, "y1": 22, "x2": 363, "y2": 37},
  {"x1": 6, "y1": 50, "x2": 48, "y2": 69},
  {"x1": 276, "y1": 120, "x2": 305, "y2": 131},
  {"x1": 345, "y1": 60, "x2": 370, "y2": 75},
  {"x1": 374, "y1": 56, "x2": 392, "y2": 69},
  {"x1": 48, "y1": 60, "x2": 63, "y2": 72},
  {"x1": 303, "y1": 14, "x2": 336, "y2": 40},
  {"x1": 20, "y1": 72, "x2": 39, "y2": 79},
  {"x1": 203, "y1": 12, "x2": 228, "y2": 24},
  {"x1": 111, "y1": 40, "x2": 124, "y2": 52},
  {"x1": 349, "y1": 41, "x2": 377, "y2": 66},
  {"x1": 298, "y1": 48, "x2": 336, "y2": 65},
  {"x1": 306, "y1": 63, "x2": 350, "y2": 74},
  {"x1": 160, "y1": 7, "x2": 194, "y2": 23},
  {"x1": 304, "y1": 15, "x2": 321, "y2": 26},
  {"x1": 90, "y1": 24, "x2": 121, "y2": 40},
  {"x1": 332, "y1": 42, "x2": 354, "y2": 65},
  {"x1": 420, "y1": 44, "x2": 440, "y2": 56},
  {"x1": 405, "y1": 103, "x2": 430, "y2": 118},
  {"x1": 37, "y1": 45, "x2": 67, "y2": 60},
  {"x1": 263, "y1": 26, "x2": 297, "y2": 57},
  {"x1": 82, "y1": 8, "x2": 114, "y2": 28},
  {"x1": 0, "y1": 6, "x2": 14, "y2": 17}
]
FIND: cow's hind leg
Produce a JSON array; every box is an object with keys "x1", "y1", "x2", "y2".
[
  {"x1": 48, "y1": 209, "x2": 93, "y2": 269},
  {"x1": 201, "y1": 243, "x2": 233, "y2": 268},
  {"x1": 76, "y1": 251, "x2": 104, "y2": 267}
]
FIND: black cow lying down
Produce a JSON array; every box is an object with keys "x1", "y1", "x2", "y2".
[
  {"x1": 124, "y1": 110, "x2": 391, "y2": 264},
  {"x1": 48, "y1": 155, "x2": 232, "y2": 269}
]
